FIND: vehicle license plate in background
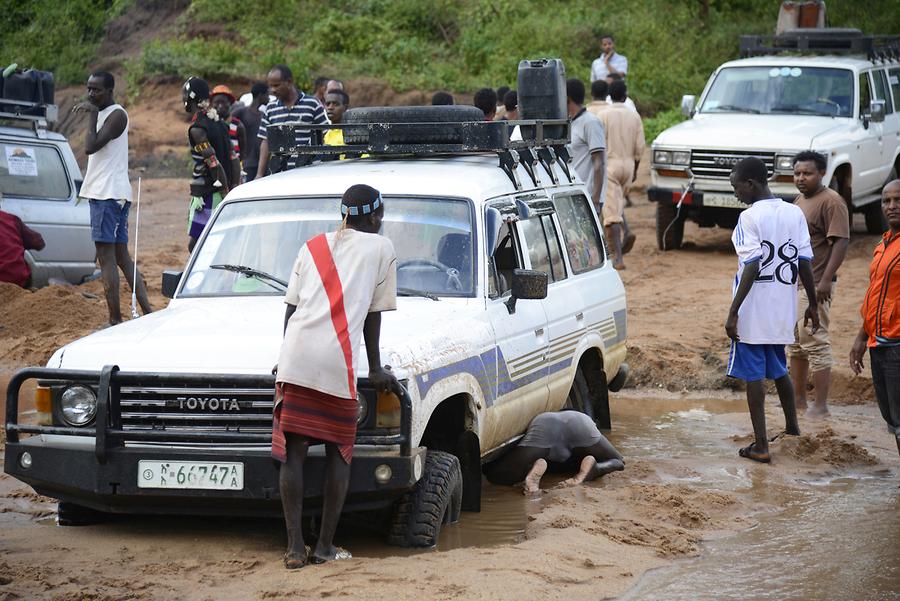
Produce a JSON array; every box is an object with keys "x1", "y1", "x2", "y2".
[
  {"x1": 703, "y1": 193, "x2": 746, "y2": 209},
  {"x1": 138, "y1": 461, "x2": 244, "y2": 490}
]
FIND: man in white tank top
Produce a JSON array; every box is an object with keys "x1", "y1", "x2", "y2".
[{"x1": 74, "y1": 71, "x2": 152, "y2": 325}]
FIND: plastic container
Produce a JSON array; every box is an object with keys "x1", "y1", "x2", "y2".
[
  {"x1": 517, "y1": 58, "x2": 567, "y2": 141},
  {"x1": 1, "y1": 69, "x2": 55, "y2": 115}
]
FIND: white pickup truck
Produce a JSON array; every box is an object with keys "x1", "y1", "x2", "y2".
[{"x1": 649, "y1": 29, "x2": 900, "y2": 249}]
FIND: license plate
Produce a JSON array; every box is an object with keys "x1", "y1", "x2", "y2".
[
  {"x1": 703, "y1": 193, "x2": 746, "y2": 209},
  {"x1": 138, "y1": 461, "x2": 244, "y2": 490}
]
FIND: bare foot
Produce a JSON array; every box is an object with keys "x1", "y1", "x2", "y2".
[
  {"x1": 565, "y1": 456, "x2": 598, "y2": 487},
  {"x1": 806, "y1": 402, "x2": 831, "y2": 419},
  {"x1": 739, "y1": 442, "x2": 771, "y2": 463},
  {"x1": 795, "y1": 400, "x2": 808, "y2": 413},
  {"x1": 523, "y1": 458, "x2": 547, "y2": 495}
]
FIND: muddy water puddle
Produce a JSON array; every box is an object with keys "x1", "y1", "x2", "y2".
[{"x1": 609, "y1": 394, "x2": 900, "y2": 600}]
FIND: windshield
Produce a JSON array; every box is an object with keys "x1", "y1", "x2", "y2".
[
  {"x1": 700, "y1": 66, "x2": 854, "y2": 117},
  {"x1": 180, "y1": 196, "x2": 475, "y2": 298}
]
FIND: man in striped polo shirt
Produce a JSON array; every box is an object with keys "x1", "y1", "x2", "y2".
[{"x1": 256, "y1": 65, "x2": 329, "y2": 178}]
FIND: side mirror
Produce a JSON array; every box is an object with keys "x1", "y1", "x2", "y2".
[
  {"x1": 681, "y1": 95, "x2": 696, "y2": 117},
  {"x1": 867, "y1": 99, "x2": 886, "y2": 123},
  {"x1": 162, "y1": 269, "x2": 183, "y2": 299},
  {"x1": 505, "y1": 269, "x2": 548, "y2": 314}
]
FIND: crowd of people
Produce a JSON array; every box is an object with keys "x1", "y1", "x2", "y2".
[{"x1": 0, "y1": 33, "x2": 898, "y2": 570}]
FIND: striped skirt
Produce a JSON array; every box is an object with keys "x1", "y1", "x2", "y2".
[{"x1": 272, "y1": 382, "x2": 357, "y2": 464}]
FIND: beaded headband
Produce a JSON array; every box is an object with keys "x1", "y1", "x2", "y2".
[{"x1": 341, "y1": 193, "x2": 382, "y2": 216}]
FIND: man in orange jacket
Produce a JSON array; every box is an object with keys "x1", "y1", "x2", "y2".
[{"x1": 850, "y1": 179, "x2": 900, "y2": 456}]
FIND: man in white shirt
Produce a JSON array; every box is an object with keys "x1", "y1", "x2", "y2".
[
  {"x1": 73, "y1": 71, "x2": 152, "y2": 325},
  {"x1": 591, "y1": 35, "x2": 628, "y2": 83},
  {"x1": 273, "y1": 184, "x2": 400, "y2": 568},
  {"x1": 726, "y1": 157, "x2": 819, "y2": 464}
]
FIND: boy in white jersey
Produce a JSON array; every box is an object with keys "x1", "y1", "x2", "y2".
[{"x1": 726, "y1": 158, "x2": 819, "y2": 463}]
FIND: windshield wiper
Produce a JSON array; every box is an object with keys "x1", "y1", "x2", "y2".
[
  {"x1": 209, "y1": 264, "x2": 288, "y2": 291},
  {"x1": 397, "y1": 287, "x2": 440, "y2": 301},
  {"x1": 707, "y1": 104, "x2": 760, "y2": 114},
  {"x1": 770, "y1": 106, "x2": 830, "y2": 116}
]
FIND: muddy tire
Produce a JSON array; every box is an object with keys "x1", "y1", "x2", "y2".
[
  {"x1": 343, "y1": 105, "x2": 486, "y2": 145},
  {"x1": 57, "y1": 502, "x2": 107, "y2": 526},
  {"x1": 864, "y1": 201, "x2": 888, "y2": 234},
  {"x1": 387, "y1": 450, "x2": 462, "y2": 548},
  {"x1": 565, "y1": 367, "x2": 594, "y2": 421},
  {"x1": 656, "y1": 200, "x2": 684, "y2": 250}
]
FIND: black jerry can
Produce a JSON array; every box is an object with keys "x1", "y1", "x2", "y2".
[{"x1": 517, "y1": 58, "x2": 567, "y2": 141}]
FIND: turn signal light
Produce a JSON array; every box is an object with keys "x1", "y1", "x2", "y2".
[
  {"x1": 35, "y1": 386, "x2": 52, "y2": 425},
  {"x1": 376, "y1": 391, "x2": 401, "y2": 428}
]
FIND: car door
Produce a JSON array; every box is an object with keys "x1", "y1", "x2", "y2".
[
  {"x1": 481, "y1": 198, "x2": 550, "y2": 450},
  {"x1": 852, "y1": 71, "x2": 886, "y2": 197},
  {"x1": 873, "y1": 67, "x2": 900, "y2": 180},
  {"x1": 0, "y1": 136, "x2": 92, "y2": 284},
  {"x1": 550, "y1": 190, "x2": 626, "y2": 405},
  {"x1": 516, "y1": 205, "x2": 583, "y2": 411}
]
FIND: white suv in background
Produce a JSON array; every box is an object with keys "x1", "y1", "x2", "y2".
[{"x1": 649, "y1": 29, "x2": 900, "y2": 249}]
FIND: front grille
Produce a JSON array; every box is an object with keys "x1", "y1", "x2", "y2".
[
  {"x1": 118, "y1": 385, "x2": 275, "y2": 434},
  {"x1": 690, "y1": 149, "x2": 775, "y2": 179}
]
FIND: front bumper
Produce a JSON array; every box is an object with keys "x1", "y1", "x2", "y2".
[
  {"x1": 5, "y1": 436, "x2": 424, "y2": 516},
  {"x1": 5, "y1": 366, "x2": 420, "y2": 517},
  {"x1": 647, "y1": 186, "x2": 794, "y2": 208}
]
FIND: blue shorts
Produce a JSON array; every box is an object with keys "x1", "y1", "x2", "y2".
[
  {"x1": 89, "y1": 199, "x2": 130, "y2": 244},
  {"x1": 726, "y1": 342, "x2": 788, "y2": 382}
]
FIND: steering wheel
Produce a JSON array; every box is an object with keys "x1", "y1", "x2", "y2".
[{"x1": 397, "y1": 258, "x2": 462, "y2": 291}]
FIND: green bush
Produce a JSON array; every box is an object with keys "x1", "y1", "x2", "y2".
[
  {"x1": 0, "y1": 0, "x2": 132, "y2": 85},
  {"x1": 643, "y1": 107, "x2": 687, "y2": 145}
]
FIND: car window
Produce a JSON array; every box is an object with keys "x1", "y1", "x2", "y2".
[
  {"x1": 0, "y1": 142, "x2": 70, "y2": 200},
  {"x1": 541, "y1": 214, "x2": 567, "y2": 281},
  {"x1": 859, "y1": 72, "x2": 872, "y2": 118},
  {"x1": 889, "y1": 68, "x2": 900, "y2": 112},
  {"x1": 553, "y1": 192, "x2": 605, "y2": 273},
  {"x1": 872, "y1": 69, "x2": 894, "y2": 114},
  {"x1": 519, "y1": 217, "x2": 552, "y2": 276},
  {"x1": 487, "y1": 220, "x2": 523, "y2": 298},
  {"x1": 181, "y1": 196, "x2": 475, "y2": 297}
]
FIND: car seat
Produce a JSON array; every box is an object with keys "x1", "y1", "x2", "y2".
[{"x1": 437, "y1": 233, "x2": 472, "y2": 291}]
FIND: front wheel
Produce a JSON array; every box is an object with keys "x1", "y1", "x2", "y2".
[
  {"x1": 387, "y1": 451, "x2": 462, "y2": 548},
  {"x1": 565, "y1": 367, "x2": 594, "y2": 421}
]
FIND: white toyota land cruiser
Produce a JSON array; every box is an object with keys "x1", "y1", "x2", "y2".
[
  {"x1": 5, "y1": 77, "x2": 628, "y2": 547},
  {"x1": 649, "y1": 29, "x2": 900, "y2": 249}
]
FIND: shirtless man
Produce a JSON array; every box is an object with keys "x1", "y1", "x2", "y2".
[{"x1": 484, "y1": 411, "x2": 624, "y2": 494}]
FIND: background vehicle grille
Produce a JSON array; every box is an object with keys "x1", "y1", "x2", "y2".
[
  {"x1": 690, "y1": 149, "x2": 775, "y2": 179},
  {"x1": 119, "y1": 385, "x2": 274, "y2": 434}
]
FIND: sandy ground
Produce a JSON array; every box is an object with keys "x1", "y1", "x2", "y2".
[{"x1": 1, "y1": 98, "x2": 896, "y2": 599}]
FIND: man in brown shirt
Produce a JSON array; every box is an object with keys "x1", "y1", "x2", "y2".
[
  {"x1": 598, "y1": 80, "x2": 644, "y2": 269},
  {"x1": 786, "y1": 151, "x2": 849, "y2": 418}
]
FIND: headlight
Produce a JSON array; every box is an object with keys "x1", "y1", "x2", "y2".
[
  {"x1": 775, "y1": 155, "x2": 795, "y2": 172},
  {"x1": 653, "y1": 150, "x2": 672, "y2": 165},
  {"x1": 356, "y1": 392, "x2": 369, "y2": 426},
  {"x1": 672, "y1": 151, "x2": 691, "y2": 166},
  {"x1": 60, "y1": 386, "x2": 97, "y2": 426}
]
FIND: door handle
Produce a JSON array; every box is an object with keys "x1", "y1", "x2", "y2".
[
  {"x1": 534, "y1": 327, "x2": 545, "y2": 337},
  {"x1": 575, "y1": 312, "x2": 584, "y2": 321}
]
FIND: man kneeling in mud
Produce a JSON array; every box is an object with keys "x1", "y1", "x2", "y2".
[{"x1": 484, "y1": 411, "x2": 624, "y2": 494}]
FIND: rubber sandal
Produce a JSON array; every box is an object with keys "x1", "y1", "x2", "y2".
[
  {"x1": 310, "y1": 547, "x2": 352, "y2": 564},
  {"x1": 769, "y1": 430, "x2": 799, "y2": 442},
  {"x1": 283, "y1": 545, "x2": 311, "y2": 570},
  {"x1": 738, "y1": 443, "x2": 771, "y2": 463}
]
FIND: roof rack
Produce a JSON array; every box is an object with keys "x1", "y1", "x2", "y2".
[
  {"x1": 740, "y1": 28, "x2": 900, "y2": 63},
  {"x1": 267, "y1": 119, "x2": 574, "y2": 190},
  {"x1": 0, "y1": 98, "x2": 58, "y2": 137}
]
